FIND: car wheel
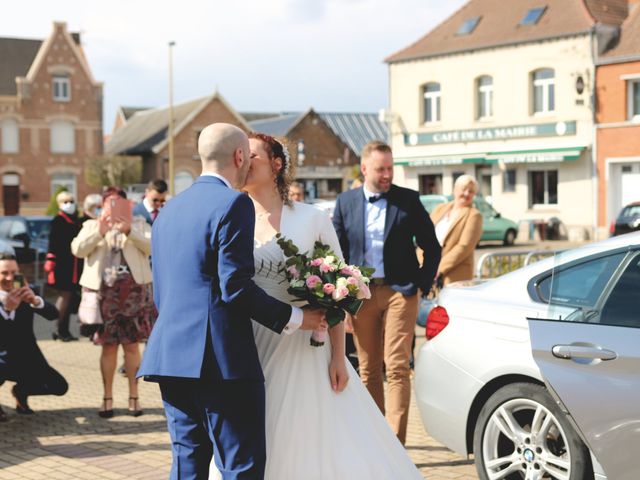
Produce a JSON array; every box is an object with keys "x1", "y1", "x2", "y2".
[
  {"x1": 503, "y1": 229, "x2": 516, "y2": 246},
  {"x1": 473, "y1": 382, "x2": 592, "y2": 480}
]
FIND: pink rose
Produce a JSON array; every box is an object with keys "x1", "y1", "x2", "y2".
[
  {"x1": 331, "y1": 285, "x2": 350, "y2": 301},
  {"x1": 306, "y1": 275, "x2": 322, "y2": 289},
  {"x1": 340, "y1": 267, "x2": 354, "y2": 276},
  {"x1": 287, "y1": 265, "x2": 300, "y2": 279},
  {"x1": 346, "y1": 276, "x2": 358, "y2": 286},
  {"x1": 357, "y1": 281, "x2": 371, "y2": 300},
  {"x1": 310, "y1": 258, "x2": 323, "y2": 267},
  {"x1": 320, "y1": 263, "x2": 332, "y2": 273},
  {"x1": 323, "y1": 283, "x2": 335, "y2": 295}
]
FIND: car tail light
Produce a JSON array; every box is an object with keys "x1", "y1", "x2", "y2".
[
  {"x1": 426, "y1": 306, "x2": 449, "y2": 340},
  {"x1": 609, "y1": 221, "x2": 615, "y2": 235}
]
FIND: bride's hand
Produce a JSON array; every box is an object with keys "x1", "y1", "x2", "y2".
[{"x1": 329, "y1": 355, "x2": 349, "y2": 393}]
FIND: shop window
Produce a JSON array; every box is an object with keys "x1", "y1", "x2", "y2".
[
  {"x1": 419, "y1": 174, "x2": 443, "y2": 194},
  {"x1": 422, "y1": 83, "x2": 441, "y2": 124},
  {"x1": 52, "y1": 75, "x2": 71, "y2": 102},
  {"x1": 1, "y1": 118, "x2": 19, "y2": 153},
  {"x1": 628, "y1": 79, "x2": 640, "y2": 122},
  {"x1": 476, "y1": 76, "x2": 493, "y2": 119},
  {"x1": 51, "y1": 172, "x2": 76, "y2": 199},
  {"x1": 528, "y1": 170, "x2": 557, "y2": 206},
  {"x1": 532, "y1": 69, "x2": 555, "y2": 114},
  {"x1": 503, "y1": 169, "x2": 516, "y2": 192},
  {"x1": 50, "y1": 120, "x2": 75, "y2": 153}
]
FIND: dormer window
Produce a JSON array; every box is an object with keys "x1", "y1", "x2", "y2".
[
  {"x1": 52, "y1": 75, "x2": 71, "y2": 102},
  {"x1": 457, "y1": 16, "x2": 481, "y2": 35},
  {"x1": 520, "y1": 7, "x2": 546, "y2": 25}
]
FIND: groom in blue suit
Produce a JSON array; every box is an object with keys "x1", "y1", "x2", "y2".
[{"x1": 138, "y1": 123, "x2": 326, "y2": 480}]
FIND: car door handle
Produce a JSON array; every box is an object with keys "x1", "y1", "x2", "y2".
[{"x1": 552, "y1": 345, "x2": 617, "y2": 361}]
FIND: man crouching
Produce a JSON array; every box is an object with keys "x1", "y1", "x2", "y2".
[{"x1": 0, "y1": 253, "x2": 67, "y2": 421}]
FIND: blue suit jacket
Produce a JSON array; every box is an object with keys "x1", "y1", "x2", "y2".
[
  {"x1": 138, "y1": 176, "x2": 292, "y2": 381},
  {"x1": 332, "y1": 184, "x2": 441, "y2": 296},
  {"x1": 132, "y1": 202, "x2": 153, "y2": 225}
]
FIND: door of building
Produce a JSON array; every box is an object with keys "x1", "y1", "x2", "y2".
[
  {"x1": 620, "y1": 164, "x2": 640, "y2": 207},
  {"x1": 2, "y1": 173, "x2": 20, "y2": 215},
  {"x1": 475, "y1": 165, "x2": 492, "y2": 200}
]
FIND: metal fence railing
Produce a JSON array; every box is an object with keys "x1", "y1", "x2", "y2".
[{"x1": 475, "y1": 250, "x2": 559, "y2": 279}]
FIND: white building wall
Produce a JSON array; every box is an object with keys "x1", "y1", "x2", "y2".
[{"x1": 388, "y1": 34, "x2": 596, "y2": 238}]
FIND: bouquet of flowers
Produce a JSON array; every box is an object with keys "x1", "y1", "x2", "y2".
[{"x1": 277, "y1": 234, "x2": 374, "y2": 347}]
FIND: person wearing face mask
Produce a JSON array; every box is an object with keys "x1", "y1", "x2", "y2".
[
  {"x1": 81, "y1": 193, "x2": 103, "y2": 223},
  {"x1": 44, "y1": 191, "x2": 83, "y2": 341}
]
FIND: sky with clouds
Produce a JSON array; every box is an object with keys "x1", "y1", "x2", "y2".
[{"x1": 3, "y1": 0, "x2": 466, "y2": 133}]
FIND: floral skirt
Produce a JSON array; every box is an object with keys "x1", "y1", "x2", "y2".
[{"x1": 92, "y1": 273, "x2": 156, "y2": 346}]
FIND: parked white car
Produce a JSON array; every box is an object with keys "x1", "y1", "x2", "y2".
[{"x1": 415, "y1": 232, "x2": 640, "y2": 480}]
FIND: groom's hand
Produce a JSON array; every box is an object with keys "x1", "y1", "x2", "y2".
[{"x1": 300, "y1": 307, "x2": 327, "y2": 331}]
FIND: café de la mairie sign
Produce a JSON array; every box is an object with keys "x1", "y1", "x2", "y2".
[{"x1": 404, "y1": 121, "x2": 576, "y2": 146}]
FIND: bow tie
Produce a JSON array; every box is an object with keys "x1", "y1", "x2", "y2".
[{"x1": 368, "y1": 193, "x2": 387, "y2": 204}]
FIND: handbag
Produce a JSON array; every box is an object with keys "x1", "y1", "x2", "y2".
[{"x1": 78, "y1": 289, "x2": 103, "y2": 325}]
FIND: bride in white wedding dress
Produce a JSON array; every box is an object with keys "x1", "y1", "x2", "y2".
[{"x1": 210, "y1": 133, "x2": 423, "y2": 480}]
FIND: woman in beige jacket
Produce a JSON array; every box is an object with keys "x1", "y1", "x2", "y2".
[
  {"x1": 430, "y1": 175, "x2": 483, "y2": 285},
  {"x1": 71, "y1": 187, "x2": 153, "y2": 418}
]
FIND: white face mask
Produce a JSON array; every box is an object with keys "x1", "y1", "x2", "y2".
[{"x1": 60, "y1": 202, "x2": 76, "y2": 215}]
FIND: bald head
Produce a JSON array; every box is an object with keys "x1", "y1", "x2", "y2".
[{"x1": 198, "y1": 123, "x2": 249, "y2": 170}]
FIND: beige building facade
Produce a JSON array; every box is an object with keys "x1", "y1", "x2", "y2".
[{"x1": 385, "y1": 0, "x2": 633, "y2": 240}]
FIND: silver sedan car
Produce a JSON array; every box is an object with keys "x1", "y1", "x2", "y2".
[{"x1": 414, "y1": 232, "x2": 640, "y2": 480}]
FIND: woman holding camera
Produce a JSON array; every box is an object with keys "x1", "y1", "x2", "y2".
[{"x1": 71, "y1": 187, "x2": 153, "y2": 418}]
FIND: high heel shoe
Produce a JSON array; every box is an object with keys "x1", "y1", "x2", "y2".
[
  {"x1": 98, "y1": 397, "x2": 113, "y2": 418},
  {"x1": 52, "y1": 332, "x2": 78, "y2": 342},
  {"x1": 128, "y1": 397, "x2": 143, "y2": 417}
]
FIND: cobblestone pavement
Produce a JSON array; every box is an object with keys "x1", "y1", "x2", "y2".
[{"x1": 0, "y1": 318, "x2": 478, "y2": 479}]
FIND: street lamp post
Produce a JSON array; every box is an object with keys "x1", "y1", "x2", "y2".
[{"x1": 168, "y1": 41, "x2": 176, "y2": 196}]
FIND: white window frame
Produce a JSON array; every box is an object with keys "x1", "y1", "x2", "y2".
[
  {"x1": 423, "y1": 83, "x2": 441, "y2": 124},
  {"x1": 52, "y1": 75, "x2": 71, "y2": 102},
  {"x1": 50, "y1": 172, "x2": 77, "y2": 199},
  {"x1": 532, "y1": 69, "x2": 555, "y2": 115},
  {"x1": 1, "y1": 118, "x2": 19, "y2": 153},
  {"x1": 528, "y1": 169, "x2": 558, "y2": 207},
  {"x1": 628, "y1": 79, "x2": 640, "y2": 122},
  {"x1": 477, "y1": 76, "x2": 493, "y2": 120},
  {"x1": 50, "y1": 120, "x2": 75, "y2": 154}
]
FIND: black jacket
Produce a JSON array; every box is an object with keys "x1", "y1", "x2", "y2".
[
  {"x1": 333, "y1": 184, "x2": 441, "y2": 296},
  {"x1": 0, "y1": 300, "x2": 59, "y2": 371},
  {"x1": 47, "y1": 213, "x2": 83, "y2": 290}
]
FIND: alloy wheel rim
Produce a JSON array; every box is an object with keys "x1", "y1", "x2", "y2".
[{"x1": 482, "y1": 398, "x2": 571, "y2": 480}]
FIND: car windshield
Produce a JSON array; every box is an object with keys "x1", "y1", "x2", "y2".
[
  {"x1": 27, "y1": 220, "x2": 51, "y2": 240},
  {"x1": 620, "y1": 205, "x2": 640, "y2": 218}
]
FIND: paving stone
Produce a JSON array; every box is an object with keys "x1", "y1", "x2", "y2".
[{"x1": 0, "y1": 320, "x2": 478, "y2": 479}]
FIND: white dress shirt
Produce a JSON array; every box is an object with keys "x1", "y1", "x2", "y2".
[
  {"x1": 362, "y1": 186, "x2": 386, "y2": 279},
  {"x1": 200, "y1": 172, "x2": 303, "y2": 333},
  {"x1": 435, "y1": 211, "x2": 453, "y2": 247},
  {"x1": 0, "y1": 291, "x2": 45, "y2": 321}
]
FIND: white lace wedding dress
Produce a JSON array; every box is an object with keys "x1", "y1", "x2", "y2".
[{"x1": 211, "y1": 203, "x2": 423, "y2": 480}]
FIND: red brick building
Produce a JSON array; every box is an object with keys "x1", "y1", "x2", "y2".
[
  {"x1": 0, "y1": 22, "x2": 103, "y2": 215},
  {"x1": 107, "y1": 92, "x2": 250, "y2": 193},
  {"x1": 109, "y1": 96, "x2": 387, "y2": 199},
  {"x1": 596, "y1": 0, "x2": 640, "y2": 234}
]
